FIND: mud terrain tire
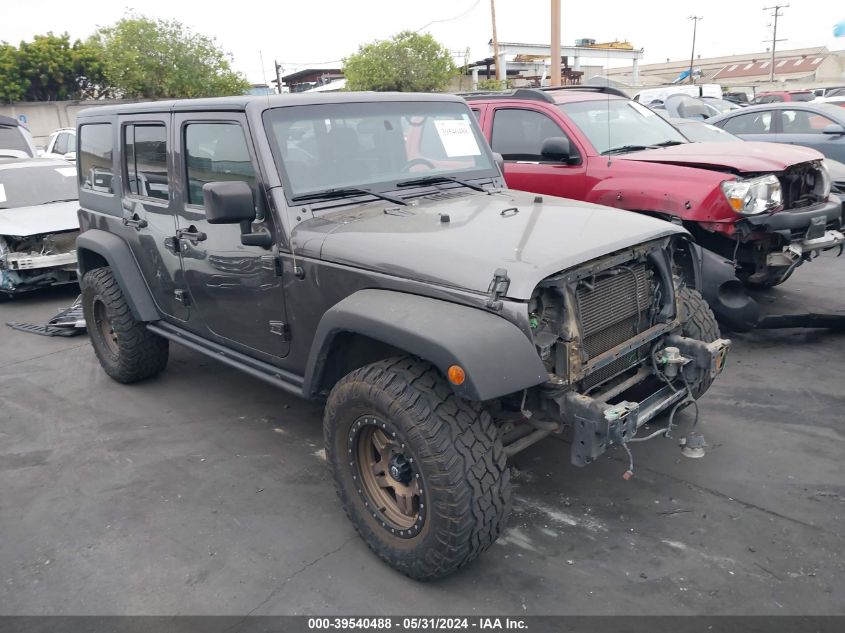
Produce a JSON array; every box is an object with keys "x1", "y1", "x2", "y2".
[
  {"x1": 678, "y1": 286, "x2": 721, "y2": 399},
  {"x1": 324, "y1": 356, "x2": 510, "y2": 580},
  {"x1": 81, "y1": 267, "x2": 168, "y2": 383}
]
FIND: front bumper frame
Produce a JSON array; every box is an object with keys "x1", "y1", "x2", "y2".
[{"x1": 561, "y1": 334, "x2": 730, "y2": 467}]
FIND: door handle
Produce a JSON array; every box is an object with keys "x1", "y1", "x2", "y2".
[
  {"x1": 123, "y1": 214, "x2": 148, "y2": 229},
  {"x1": 176, "y1": 226, "x2": 207, "y2": 242}
]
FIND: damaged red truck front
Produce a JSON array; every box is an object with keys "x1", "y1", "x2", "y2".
[{"x1": 465, "y1": 87, "x2": 844, "y2": 329}]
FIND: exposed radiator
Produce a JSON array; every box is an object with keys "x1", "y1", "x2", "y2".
[{"x1": 576, "y1": 263, "x2": 653, "y2": 388}]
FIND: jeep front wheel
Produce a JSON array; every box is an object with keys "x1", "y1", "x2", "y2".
[
  {"x1": 324, "y1": 357, "x2": 510, "y2": 580},
  {"x1": 81, "y1": 267, "x2": 169, "y2": 383}
]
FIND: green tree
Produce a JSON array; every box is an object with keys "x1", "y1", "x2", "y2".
[
  {"x1": 343, "y1": 31, "x2": 457, "y2": 92},
  {"x1": 93, "y1": 14, "x2": 250, "y2": 99},
  {"x1": 3, "y1": 33, "x2": 105, "y2": 102},
  {"x1": 0, "y1": 42, "x2": 26, "y2": 103}
]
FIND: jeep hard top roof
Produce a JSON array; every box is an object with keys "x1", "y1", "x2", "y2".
[{"x1": 76, "y1": 92, "x2": 467, "y2": 119}]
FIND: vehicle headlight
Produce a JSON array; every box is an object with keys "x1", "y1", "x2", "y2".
[
  {"x1": 817, "y1": 162, "x2": 832, "y2": 199},
  {"x1": 720, "y1": 174, "x2": 782, "y2": 215}
]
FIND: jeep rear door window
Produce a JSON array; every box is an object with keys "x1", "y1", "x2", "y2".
[
  {"x1": 185, "y1": 123, "x2": 256, "y2": 205},
  {"x1": 79, "y1": 123, "x2": 114, "y2": 193},
  {"x1": 124, "y1": 124, "x2": 169, "y2": 200},
  {"x1": 559, "y1": 99, "x2": 686, "y2": 155},
  {"x1": 263, "y1": 101, "x2": 497, "y2": 200},
  {"x1": 491, "y1": 108, "x2": 574, "y2": 161}
]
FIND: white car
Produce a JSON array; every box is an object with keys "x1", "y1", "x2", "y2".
[
  {"x1": 41, "y1": 128, "x2": 76, "y2": 161},
  {"x1": 0, "y1": 157, "x2": 80, "y2": 298}
]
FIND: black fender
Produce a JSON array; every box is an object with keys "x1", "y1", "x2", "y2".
[
  {"x1": 694, "y1": 244, "x2": 760, "y2": 332},
  {"x1": 76, "y1": 229, "x2": 159, "y2": 322},
  {"x1": 303, "y1": 289, "x2": 548, "y2": 401}
]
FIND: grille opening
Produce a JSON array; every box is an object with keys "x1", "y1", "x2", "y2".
[{"x1": 575, "y1": 262, "x2": 656, "y2": 391}]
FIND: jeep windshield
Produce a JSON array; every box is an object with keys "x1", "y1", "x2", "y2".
[
  {"x1": 264, "y1": 101, "x2": 498, "y2": 203},
  {"x1": 560, "y1": 99, "x2": 687, "y2": 155}
]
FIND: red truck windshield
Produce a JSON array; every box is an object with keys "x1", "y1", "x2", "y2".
[{"x1": 559, "y1": 99, "x2": 687, "y2": 155}]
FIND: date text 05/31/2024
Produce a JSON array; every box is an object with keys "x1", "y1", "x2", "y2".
[{"x1": 307, "y1": 617, "x2": 528, "y2": 630}]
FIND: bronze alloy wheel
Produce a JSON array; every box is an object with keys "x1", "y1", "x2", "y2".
[
  {"x1": 93, "y1": 298, "x2": 119, "y2": 355},
  {"x1": 349, "y1": 416, "x2": 426, "y2": 538}
]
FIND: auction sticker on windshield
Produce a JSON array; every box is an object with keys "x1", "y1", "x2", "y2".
[{"x1": 434, "y1": 119, "x2": 481, "y2": 157}]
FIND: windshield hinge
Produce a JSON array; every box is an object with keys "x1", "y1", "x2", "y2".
[{"x1": 486, "y1": 268, "x2": 510, "y2": 311}]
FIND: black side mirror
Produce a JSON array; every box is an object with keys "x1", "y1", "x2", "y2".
[
  {"x1": 202, "y1": 181, "x2": 272, "y2": 248},
  {"x1": 541, "y1": 136, "x2": 572, "y2": 162},
  {"x1": 822, "y1": 123, "x2": 845, "y2": 136},
  {"x1": 203, "y1": 181, "x2": 256, "y2": 224},
  {"x1": 492, "y1": 151, "x2": 505, "y2": 175}
]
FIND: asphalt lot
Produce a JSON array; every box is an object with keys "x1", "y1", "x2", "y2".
[{"x1": 1, "y1": 252, "x2": 843, "y2": 616}]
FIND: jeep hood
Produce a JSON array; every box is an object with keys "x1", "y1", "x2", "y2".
[
  {"x1": 292, "y1": 190, "x2": 684, "y2": 300},
  {"x1": 616, "y1": 141, "x2": 823, "y2": 173},
  {"x1": 0, "y1": 201, "x2": 79, "y2": 237}
]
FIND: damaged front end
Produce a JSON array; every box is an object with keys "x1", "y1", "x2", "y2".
[
  {"x1": 513, "y1": 238, "x2": 730, "y2": 468},
  {"x1": 0, "y1": 231, "x2": 79, "y2": 295}
]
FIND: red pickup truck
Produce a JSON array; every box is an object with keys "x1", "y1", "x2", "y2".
[{"x1": 464, "y1": 87, "x2": 844, "y2": 329}]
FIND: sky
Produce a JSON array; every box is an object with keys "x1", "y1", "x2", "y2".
[{"x1": 3, "y1": 0, "x2": 844, "y2": 83}]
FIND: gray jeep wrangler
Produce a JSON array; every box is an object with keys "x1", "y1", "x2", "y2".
[{"x1": 75, "y1": 93, "x2": 730, "y2": 580}]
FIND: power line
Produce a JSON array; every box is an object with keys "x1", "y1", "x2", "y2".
[{"x1": 415, "y1": 0, "x2": 482, "y2": 33}]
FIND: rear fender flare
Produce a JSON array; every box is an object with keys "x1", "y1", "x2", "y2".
[
  {"x1": 76, "y1": 229, "x2": 159, "y2": 322},
  {"x1": 304, "y1": 289, "x2": 548, "y2": 401}
]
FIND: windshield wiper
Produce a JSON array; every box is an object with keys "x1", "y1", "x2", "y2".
[
  {"x1": 395, "y1": 175, "x2": 486, "y2": 192},
  {"x1": 653, "y1": 140, "x2": 685, "y2": 147},
  {"x1": 290, "y1": 187, "x2": 407, "y2": 206},
  {"x1": 39, "y1": 198, "x2": 78, "y2": 204},
  {"x1": 601, "y1": 145, "x2": 657, "y2": 156}
]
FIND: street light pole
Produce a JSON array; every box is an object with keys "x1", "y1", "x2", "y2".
[
  {"x1": 688, "y1": 16, "x2": 703, "y2": 84},
  {"x1": 490, "y1": 0, "x2": 501, "y2": 82},
  {"x1": 763, "y1": 4, "x2": 789, "y2": 83}
]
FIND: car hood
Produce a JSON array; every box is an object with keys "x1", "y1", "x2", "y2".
[
  {"x1": 0, "y1": 201, "x2": 79, "y2": 237},
  {"x1": 616, "y1": 141, "x2": 824, "y2": 172},
  {"x1": 292, "y1": 189, "x2": 684, "y2": 300}
]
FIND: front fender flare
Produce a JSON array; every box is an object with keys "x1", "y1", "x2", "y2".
[
  {"x1": 303, "y1": 289, "x2": 548, "y2": 401},
  {"x1": 76, "y1": 229, "x2": 159, "y2": 322}
]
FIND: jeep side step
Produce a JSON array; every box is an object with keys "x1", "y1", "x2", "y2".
[{"x1": 147, "y1": 322, "x2": 304, "y2": 396}]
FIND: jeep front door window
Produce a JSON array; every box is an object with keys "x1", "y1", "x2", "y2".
[
  {"x1": 185, "y1": 123, "x2": 257, "y2": 207},
  {"x1": 559, "y1": 99, "x2": 687, "y2": 155}
]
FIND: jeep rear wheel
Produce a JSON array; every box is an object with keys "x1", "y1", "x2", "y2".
[
  {"x1": 678, "y1": 286, "x2": 721, "y2": 399},
  {"x1": 81, "y1": 267, "x2": 169, "y2": 384},
  {"x1": 324, "y1": 356, "x2": 510, "y2": 580}
]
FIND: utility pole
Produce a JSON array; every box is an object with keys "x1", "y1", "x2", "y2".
[
  {"x1": 274, "y1": 60, "x2": 283, "y2": 94},
  {"x1": 491, "y1": 0, "x2": 501, "y2": 82},
  {"x1": 688, "y1": 16, "x2": 703, "y2": 84},
  {"x1": 550, "y1": 0, "x2": 561, "y2": 87},
  {"x1": 763, "y1": 4, "x2": 789, "y2": 83}
]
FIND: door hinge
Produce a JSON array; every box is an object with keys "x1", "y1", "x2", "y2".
[
  {"x1": 174, "y1": 289, "x2": 191, "y2": 306},
  {"x1": 269, "y1": 320, "x2": 291, "y2": 341},
  {"x1": 260, "y1": 255, "x2": 283, "y2": 276}
]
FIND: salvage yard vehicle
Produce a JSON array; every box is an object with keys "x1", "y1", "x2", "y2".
[
  {"x1": 463, "y1": 87, "x2": 844, "y2": 327},
  {"x1": 75, "y1": 93, "x2": 730, "y2": 580},
  {"x1": 0, "y1": 157, "x2": 79, "y2": 298},
  {"x1": 41, "y1": 127, "x2": 77, "y2": 162},
  {"x1": 0, "y1": 115, "x2": 37, "y2": 158}
]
